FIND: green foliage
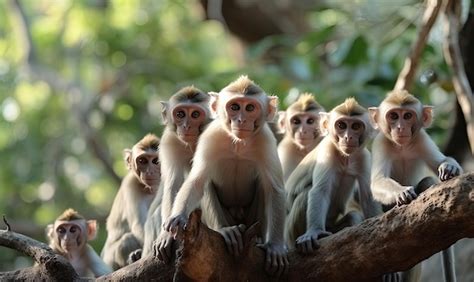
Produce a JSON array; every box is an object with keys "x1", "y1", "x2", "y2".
[{"x1": 0, "y1": 0, "x2": 461, "y2": 270}]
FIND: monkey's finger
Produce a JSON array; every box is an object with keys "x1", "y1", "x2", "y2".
[
  {"x1": 227, "y1": 230, "x2": 239, "y2": 256},
  {"x1": 164, "y1": 240, "x2": 173, "y2": 262},
  {"x1": 265, "y1": 250, "x2": 272, "y2": 274},
  {"x1": 221, "y1": 233, "x2": 232, "y2": 254},
  {"x1": 408, "y1": 190, "x2": 417, "y2": 200},
  {"x1": 234, "y1": 228, "x2": 244, "y2": 255},
  {"x1": 275, "y1": 255, "x2": 285, "y2": 277},
  {"x1": 270, "y1": 252, "x2": 279, "y2": 275},
  {"x1": 305, "y1": 238, "x2": 314, "y2": 253}
]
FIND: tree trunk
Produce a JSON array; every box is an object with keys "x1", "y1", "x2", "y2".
[{"x1": 2, "y1": 172, "x2": 474, "y2": 281}]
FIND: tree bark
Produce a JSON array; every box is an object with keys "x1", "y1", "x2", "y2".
[{"x1": 2, "y1": 172, "x2": 474, "y2": 281}]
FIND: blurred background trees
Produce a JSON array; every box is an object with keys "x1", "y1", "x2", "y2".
[{"x1": 0, "y1": 0, "x2": 472, "y2": 276}]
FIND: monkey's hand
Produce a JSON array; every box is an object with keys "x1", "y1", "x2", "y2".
[
  {"x1": 382, "y1": 272, "x2": 402, "y2": 282},
  {"x1": 295, "y1": 228, "x2": 332, "y2": 254},
  {"x1": 396, "y1": 186, "x2": 417, "y2": 206},
  {"x1": 127, "y1": 249, "x2": 142, "y2": 264},
  {"x1": 257, "y1": 242, "x2": 289, "y2": 277},
  {"x1": 438, "y1": 161, "x2": 461, "y2": 181},
  {"x1": 153, "y1": 231, "x2": 176, "y2": 264},
  {"x1": 163, "y1": 214, "x2": 188, "y2": 238},
  {"x1": 218, "y1": 224, "x2": 246, "y2": 257}
]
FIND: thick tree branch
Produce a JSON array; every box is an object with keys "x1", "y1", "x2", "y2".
[
  {"x1": 442, "y1": 0, "x2": 474, "y2": 154},
  {"x1": 8, "y1": 172, "x2": 463, "y2": 281},
  {"x1": 394, "y1": 0, "x2": 442, "y2": 91},
  {"x1": 7, "y1": 0, "x2": 121, "y2": 184},
  {"x1": 0, "y1": 230, "x2": 79, "y2": 281}
]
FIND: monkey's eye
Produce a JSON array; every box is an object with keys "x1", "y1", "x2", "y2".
[
  {"x1": 403, "y1": 112, "x2": 413, "y2": 120},
  {"x1": 291, "y1": 118, "x2": 301, "y2": 125},
  {"x1": 137, "y1": 157, "x2": 147, "y2": 164},
  {"x1": 191, "y1": 111, "x2": 200, "y2": 118},
  {"x1": 152, "y1": 158, "x2": 159, "y2": 165},
  {"x1": 352, "y1": 122, "x2": 362, "y2": 130},
  {"x1": 230, "y1": 104, "x2": 240, "y2": 111},
  {"x1": 337, "y1": 121, "x2": 347, "y2": 130},
  {"x1": 245, "y1": 104, "x2": 255, "y2": 112},
  {"x1": 70, "y1": 226, "x2": 77, "y2": 233},
  {"x1": 176, "y1": 111, "x2": 185, "y2": 119},
  {"x1": 307, "y1": 118, "x2": 315, "y2": 125},
  {"x1": 389, "y1": 112, "x2": 399, "y2": 120},
  {"x1": 57, "y1": 227, "x2": 66, "y2": 234}
]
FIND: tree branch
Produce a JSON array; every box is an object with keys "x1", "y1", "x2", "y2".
[
  {"x1": 394, "y1": 0, "x2": 442, "y2": 91},
  {"x1": 0, "y1": 230, "x2": 79, "y2": 281},
  {"x1": 2, "y1": 172, "x2": 466, "y2": 281},
  {"x1": 442, "y1": 0, "x2": 474, "y2": 154}
]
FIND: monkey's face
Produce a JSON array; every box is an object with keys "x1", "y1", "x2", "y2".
[
  {"x1": 134, "y1": 151, "x2": 161, "y2": 189},
  {"x1": 55, "y1": 220, "x2": 86, "y2": 253},
  {"x1": 225, "y1": 96, "x2": 263, "y2": 139},
  {"x1": 288, "y1": 112, "x2": 320, "y2": 148},
  {"x1": 172, "y1": 103, "x2": 208, "y2": 144},
  {"x1": 384, "y1": 108, "x2": 418, "y2": 146},
  {"x1": 332, "y1": 117, "x2": 365, "y2": 155}
]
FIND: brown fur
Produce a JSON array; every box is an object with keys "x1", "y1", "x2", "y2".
[
  {"x1": 222, "y1": 75, "x2": 263, "y2": 96},
  {"x1": 170, "y1": 86, "x2": 210, "y2": 104},
  {"x1": 288, "y1": 93, "x2": 323, "y2": 113},
  {"x1": 57, "y1": 208, "x2": 84, "y2": 221},
  {"x1": 384, "y1": 90, "x2": 419, "y2": 106},
  {"x1": 136, "y1": 134, "x2": 160, "y2": 151},
  {"x1": 333, "y1": 97, "x2": 366, "y2": 116}
]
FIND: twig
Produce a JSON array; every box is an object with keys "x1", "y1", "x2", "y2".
[
  {"x1": 442, "y1": 0, "x2": 474, "y2": 154},
  {"x1": 2, "y1": 215, "x2": 11, "y2": 232},
  {"x1": 394, "y1": 0, "x2": 443, "y2": 91}
]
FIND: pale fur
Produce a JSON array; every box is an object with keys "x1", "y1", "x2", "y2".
[
  {"x1": 47, "y1": 214, "x2": 111, "y2": 277},
  {"x1": 285, "y1": 108, "x2": 380, "y2": 247}
]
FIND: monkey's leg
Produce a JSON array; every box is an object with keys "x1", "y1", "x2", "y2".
[
  {"x1": 414, "y1": 176, "x2": 437, "y2": 194},
  {"x1": 441, "y1": 246, "x2": 456, "y2": 282},
  {"x1": 330, "y1": 211, "x2": 364, "y2": 233},
  {"x1": 285, "y1": 190, "x2": 309, "y2": 246}
]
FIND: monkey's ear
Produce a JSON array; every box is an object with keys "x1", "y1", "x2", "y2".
[
  {"x1": 276, "y1": 111, "x2": 287, "y2": 134},
  {"x1": 45, "y1": 224, "x2": 54, "y2": 240},
  {"x1": 123, "y1": 149, "x2": 133, "y2": 170},
  {"x1": 267, "y1": 96, "x2": 279, "y2": 122},
  {"x1": 319, "y1": 112, "x2": 330, "y2": 136},
  {"x1": 86, "y1": 220, "x2": 98, "y2": 241},
  {"x1": 160, "y1": 101, "x2": 169, "y2": 125},
  {"x1": 422, "y1": 106, "x2": 434, "y2": 128},
  {"x1": 209, "y1": 92, "x2": 219, "y2": 119},
  {"x1": 368, "y1": 107, "x2": 379, "y2": 129}
]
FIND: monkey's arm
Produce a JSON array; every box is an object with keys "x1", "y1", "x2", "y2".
[
  {"x1": 370, "y1": 135, "x2": 411, "y2": 205},
  {"x1": 420, "y1": 131, "x2": 463, "y2": 181},
  {"x1": 357, "y1": 150, "x2": 381, "y2": 218},
  {"x1": 306, "y1": 164, "x2": 333, "y2": 231},
  {"x1": 86, "y1": 245, "x2": 113, "y2": 277},
  {"x1": 159, "y1": 141, "x2": 187, "y2": 224}
]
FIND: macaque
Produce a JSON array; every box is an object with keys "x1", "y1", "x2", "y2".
[
  {"x1": 101, "y1": 134, "x2": 160, "y2": 270},
  {"x1": 369, "y1": 90, "x2": 462, "y2": 282},
  {"x1": 142, "y1": 86, "x2": 211, "y2": 263},
  {"x1": 277, "y1": 93, "x2": 325, "y2": 182},
  {"x1": 46, "y1": 209, "x2": 112, "y2": 277},
  {"x1": 285, "y1": 98, "x2": 380, "y2": 252},
  {"x1": 163, "y1": 76, "x2": 288, "y2": 276}
]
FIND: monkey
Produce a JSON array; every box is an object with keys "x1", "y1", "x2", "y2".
[
  {"x1": 46, "y1": 208, "x2": 112, "y2": 277},
  {"x1": 163, "y1": 75, "x2": 289, "y2": 276},
  {"x1": 141, "y1": 86, "x2": 211, "y2": 263},
  {"x1": 277, "y1": 93, "x2": 325, "y2": 182},
  {"x1": 285, "y1": 98, "x2": 381, "y2": 252},
  {"x1": 369, "y1": 90, "x2": 463, "y2": 282},
  {"x1": 101, "y1": 134, "x2": 161, "y2": 270}
]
